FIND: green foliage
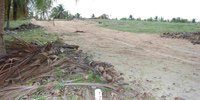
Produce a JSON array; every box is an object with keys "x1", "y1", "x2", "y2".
[
  {"x1": 31, "y1": 0, "x2": 54, "y2": 20},
  {"x1": 171, "y1": 17, "x2": 190, "y2": 23},
  {"x1": 154, "y1": 16, "x2": 158, "y2": 21},
  {"x1": 129, "y1": 15, "x2": 133, "y2": 20},
  {"x1": 159, "y1": 17, "x2": 164, "y2": 22},
  {"x1": 38, "y1": 86, "x2": 45, "y2": 91},
  {"x1": 59, "y1": 53, "x2": 66, "y2": 58},
  {"x1": 56, "y1": 85, "x2": 61, "y2": 90},
  {"x1": 102, "y1": 88, "x2": 112, "y2": 93},
  {"x1": 99, "y1": 14, "x2": 109, "y2": 19},
  {"x1": 36, "y1": 95, "x2": 46, "y2": 100},
  {"x1": 147, "y1": 17, "x2": 153, "y2": 21},
  {"x1": 87, "y1": 57, "x2": 91, "y2": 61},
  {"x1": 4, "y1": 19, "x2": 30, "y2": 28},
  {"x1": 32, "y1": 95, "x2": 38, "y2": 98},
  {"x1": 120, "y1": 17, "x2": 127, "y2": 20},
  {"x1": 75, "y1": 13, "x2": 81, "y2": 18},
  {"x1": 14, "y1": 95, "x2": 18, "y2": 99},
  {"x1": 124, "y1": 86, "x2": 131, "y2": 91},
  {"x1": 4, "y1": 28, "x2": 57, "y2": 45},
  {"x1": 50, "y1": 4, "x2": 69, "y2": 19},
  {"x1": 136, "y1": 17, "x2": 141, "y2": 21},
  {"x1": 43, "y1": 81, "x2": 48, "y2": 85},
  {"x1": 192, "y1": 18, "x2": 196, "y2": 23},
  {"x1": 91, "y1": 14, "x2": 95, "y2": 18},
  {"x1": 88, "y1": 72, "x2": 103, "y2": 83},
  {"x1": 56, "y1": 83, "x2": 65, "y2": 90}
]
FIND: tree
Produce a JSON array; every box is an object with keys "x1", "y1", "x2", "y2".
[
  {"x1": 129, "y1": 15, "x2": 133, "y2": 20},
  {"x1": 120, "y1": 17, "x2": 127, "y2": 20},
  {"x1": 171, "y1": 18, "x2": 176, "y2": 22},
  {"x1": 6, "y1": 0, "x2": 11, "y2": 29},
  {"x1": 154, "y1": 16, "x2": 158, "y2": 21},
  {"x1": 91, "y1": 14, "x2": 95, "y2": 18},
  {"x1": 50, "y1": 4, "x2": 68, "y2": 19},
  {"x1": 136, "y1": 17, "x2": 141, "y2": 21},
  {"x1": 192, "y1": 18, "x2": 196, "y2": 23},
  {"x1": 0, "y1": 0, "x2": 6, "y2": 55},
  {"x1": 147, "y1": 17, "x2": 153, "y2": 21},
  {"x1": 160, "y1": 17, "x2": 164, "y2": 22},
  {"x1": 32, "y1": 0, "x2": 54, "y2": 20},
  {"x1": 98, "y1": 14, "x2": 109, "y2": 19},
  {"x1": 0, "y1": 0, "x2": 60, "y2": 55},
  {"x1": 75, "y1": 13, "x2": 81, "y2": 18}
]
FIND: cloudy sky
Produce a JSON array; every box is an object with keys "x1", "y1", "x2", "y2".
[{"x1": 53, "y1": 0, "x2": 200, "y2": 21}]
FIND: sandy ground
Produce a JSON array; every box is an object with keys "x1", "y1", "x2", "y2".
[{"x1": 32, "y1": 19, "x2": 200, "y2": 100}]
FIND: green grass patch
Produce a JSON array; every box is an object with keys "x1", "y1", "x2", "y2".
[
  {"x1": 4, "y1": 19, "x2": 57, "y2": 44},
  {"x1": 4, "y1": 19, "x2": 30, "y2": 28},
  {"x1": 4, "y1": 28, "x2": 57, "y2": 45},
  {"x1": 87, "y1": 19, "x2": 200, "y2": 34}
]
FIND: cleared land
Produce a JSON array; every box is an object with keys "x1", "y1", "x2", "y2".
[
  {"x1": 4, "y1": 19, "x2": 200, "y2": 99},
  {"x1": 31, "y1": 19, "x2": 200, "y2": 100},
  {"x1": 88, "y1": 19, "x2": 200, "y2": 33}
]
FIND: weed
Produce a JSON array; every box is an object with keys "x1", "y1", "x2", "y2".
[
  {"x1": 38, "y1": 86, "x2": 45, "y2": 91},
  {"x1": 59, "y1": 53, "x2": 66, "y2": 58},
  {"x1": 43, "y1": 81, "x2": 48, "y2": 85},
  {"x1": 14, "y1": 95, "x2": 18, "y2": 99},
  {"x1": 87, "y1": 57, "x2": 91, "y2": 61},
  {"x1": 71, "y1": 95, "x2": 76, "y2": 100},
  {"x1": 102, "y1": 88, "x2": 112, "y2": 93},
  {"x1": 124, "y1": 86, "x2": 131, "y2": 92},
  {"x1": 38, "y1": 95, "x2": 46, "y2": 99},
  {"x1": 150, "y1": 96, "x2": 157, "y2": 100},
  {"x1": 56, "y1": 85, "x2": 61, "y2": 90},
  {"x1": 32, "y1": 95, "x2": 38, "y2": 98}
]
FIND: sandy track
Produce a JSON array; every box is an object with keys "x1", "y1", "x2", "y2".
[{"x1": 32, "y1": 19, "x2": 200, "y2": 100}]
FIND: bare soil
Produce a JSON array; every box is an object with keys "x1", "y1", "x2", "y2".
[{"x1": 32, "y1": 19, "x2": 200, "y2": 100}]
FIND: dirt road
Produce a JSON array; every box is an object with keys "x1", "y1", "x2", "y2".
[{"x1": 32, "y1": 19, "x2": 200, "y2": 100}]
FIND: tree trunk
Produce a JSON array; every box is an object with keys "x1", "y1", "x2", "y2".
[
  {"x1": 13, "y1": 0, "x2": 18, "y2": 20},
  {"x1": 0, "y1": 0, "x2": 6, "y2": 56},
  {"x1": 6, "y1": 0, "x2": 11, "y2": 29},
  {"x1": 53, "y1": 18, "x2": 55, "y2": 26}
]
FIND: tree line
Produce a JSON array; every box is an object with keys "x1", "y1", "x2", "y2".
[{"x1": 119, "y1": 15, "x2": 197, "y2": 23}]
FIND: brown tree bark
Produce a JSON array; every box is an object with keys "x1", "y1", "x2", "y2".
[
  {"x1": 13, "y1": 0, "x2": 18, "y2": 20},
  {"x1": 6, "y1": 0, "x2": 11, "y2": 29},
  {"x1": 0, "y1": 0, "x2": 6, "y2": 56}
]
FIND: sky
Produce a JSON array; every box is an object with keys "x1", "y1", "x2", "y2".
[{"x1": 53, "y1": 0, "x2": 200, "y2": 21}]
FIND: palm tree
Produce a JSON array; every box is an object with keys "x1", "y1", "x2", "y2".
[
  {"x1": 50, "y1": 4, "x2": 68, "y2": 19},
  {"x1": 5, "y1": 0, "x2": 30, "y2": 29},
  {"x1": 0, "y1": 0, "x2": 6, "y2": 56},
  {"x1": 32, "y1": 0, "x2": 54, "y2": 20},
  {"x1": 5, "y1": 0, "x2": 11, "y2": 29},
  {"x1": 1, "y1": 0, "x2": 80, "y2": 55}
]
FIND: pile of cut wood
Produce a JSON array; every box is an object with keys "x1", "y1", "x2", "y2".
[{"x1": 160, "y1": 32, "x2": 200, "y2": 45}]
